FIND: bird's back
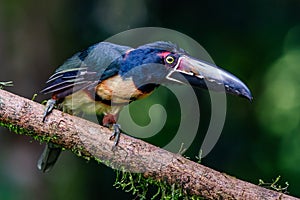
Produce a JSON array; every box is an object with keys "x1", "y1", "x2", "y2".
[{"x1": 41, "y1": 42, "x2": 132, "y2": 99}]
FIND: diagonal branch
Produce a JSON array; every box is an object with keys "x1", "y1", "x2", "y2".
[{"x1": 0, "y1": 89, "x2": 298, "y2": 200}]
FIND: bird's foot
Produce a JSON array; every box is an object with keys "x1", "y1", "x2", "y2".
[
  {"x1": 109, "y1": 124, "x2": 121, "y2": 147},
  {"x1": 103, "y1": 113, "x2": 121, "y2": 147},
  {"x1": 42, "y1": 99, "x2": 57, "y2": 122}
]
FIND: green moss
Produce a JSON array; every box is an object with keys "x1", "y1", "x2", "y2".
[
  {"x1": 0, "y1": 121, "x2": 34, "y2": 136},
  {"x1": 0, "y1": 121, "x2": 59, "y2": 145},
  {"x1": 93, "y1": 157, "x2": 104, "y2": 164},
  {"x1": 258, "y1": 175, "x2": 289, "y2": 193},
  {"x1": 113, "y1": 170, "x2": 204, "y2": 200},
  {"x1": 31, "y1": 93, "x2": 38, "y2": 101},
  {"x1": 70, "y1": 145, "x2": 91, "y2": 161}
]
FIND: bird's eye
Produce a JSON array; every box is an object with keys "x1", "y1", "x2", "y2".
[{"x1": 165, "y1": 55, "x2": 175, "y2": 64}]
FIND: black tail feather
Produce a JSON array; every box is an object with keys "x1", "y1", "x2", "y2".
[{"x1": 37, "y1": 143, "x2": 62, "y2": 173}]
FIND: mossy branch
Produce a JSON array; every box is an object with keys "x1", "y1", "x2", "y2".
[{"x1": 0, "y1": 89, "x2": 298, "y2": 200}]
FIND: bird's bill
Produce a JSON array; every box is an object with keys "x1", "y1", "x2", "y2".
[{"x1": 168, "y1": 55, "x2": 252, "y2": 101}]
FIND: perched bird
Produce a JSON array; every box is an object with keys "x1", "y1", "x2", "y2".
[{"x1": 38, "y1": 41, "x2": 252, "y2": 172}]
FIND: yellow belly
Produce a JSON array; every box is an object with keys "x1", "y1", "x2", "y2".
[
  {"x1": 61, "y1": 75, "x2": 153, "y2": 115},
  {"x1": 62, "y1": 91, "x2": 122, "y2": 116},
  {"x1": 95, "y1": 75, "x2": 152, "y2": 104}
]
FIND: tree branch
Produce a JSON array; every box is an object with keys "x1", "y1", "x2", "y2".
[{"x1": 0, "y1": 89, "x2": 298, "y2": 200}]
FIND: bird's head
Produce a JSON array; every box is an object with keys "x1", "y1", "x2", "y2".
[{"x1": 119, "y1": 41, "x2": 252, "y2": 101}]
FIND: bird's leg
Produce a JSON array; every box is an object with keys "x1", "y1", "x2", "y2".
[
  {"x1": 39, "y1": 98, "x2": 60, "y2": 172},
  {"x1": 102, "y1": 113, "x2": 121, "y2": 146},
  {"x1": 42, "y1": 98, "x2": 57, "y2": 122},
  {"x1": 111, "y1": 124, "x2": 121, "y2": 146}
]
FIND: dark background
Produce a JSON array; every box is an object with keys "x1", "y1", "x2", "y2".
[{"x1": 1, "y1": 0, "x2": 300, "y2": 199}]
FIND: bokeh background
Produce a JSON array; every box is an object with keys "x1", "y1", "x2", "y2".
[{"x1": 1, "y1": 0, "x2": 300, "y2": 199}]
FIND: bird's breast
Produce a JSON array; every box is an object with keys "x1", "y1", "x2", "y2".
[
  {"x1": 95, "y1": 74, "x2": 155, "y2": 104},
  {"x1": 61, "y1": 90, "x2": 119, "y2": 115}
]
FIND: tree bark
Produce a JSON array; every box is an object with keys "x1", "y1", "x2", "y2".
[{"x1": 0, "y1": 89, "x2": 298, "y2": 200}]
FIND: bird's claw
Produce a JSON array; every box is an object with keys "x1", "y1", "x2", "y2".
[
  {"x1": 42, "y1": 99, "x2": 57, "y2": 122},
  {"x1": 109, "y1": 124, "x2": 121, "y2": 147}
]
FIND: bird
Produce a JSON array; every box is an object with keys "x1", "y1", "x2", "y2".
[{"x1": 38, "y1": 41, "x2": 252, "y2": 172}]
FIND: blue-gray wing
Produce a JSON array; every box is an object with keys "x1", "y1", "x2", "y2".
[{"x1": 41, "y1": 42, "x2": 132, "y2": 98}]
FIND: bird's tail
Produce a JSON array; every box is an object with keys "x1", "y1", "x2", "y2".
[{"x1": 37, "y1": 143, "x2": 62, "y2": 173}]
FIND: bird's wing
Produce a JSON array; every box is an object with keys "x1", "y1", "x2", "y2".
[{"x1": 41, "y1": 42, "x2": 132, "y2": 98}]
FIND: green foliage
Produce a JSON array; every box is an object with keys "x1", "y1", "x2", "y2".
[
  {"x1": 258, "y1": 175, "x2": 289, "y2": 193},
  {"x1": 113, "y1": 170, "x2": 204, "y2": 200}
]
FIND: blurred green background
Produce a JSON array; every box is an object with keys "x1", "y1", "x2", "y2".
[{"x1": 1, "y1": 0, "x2": 300, "y2": 199}]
